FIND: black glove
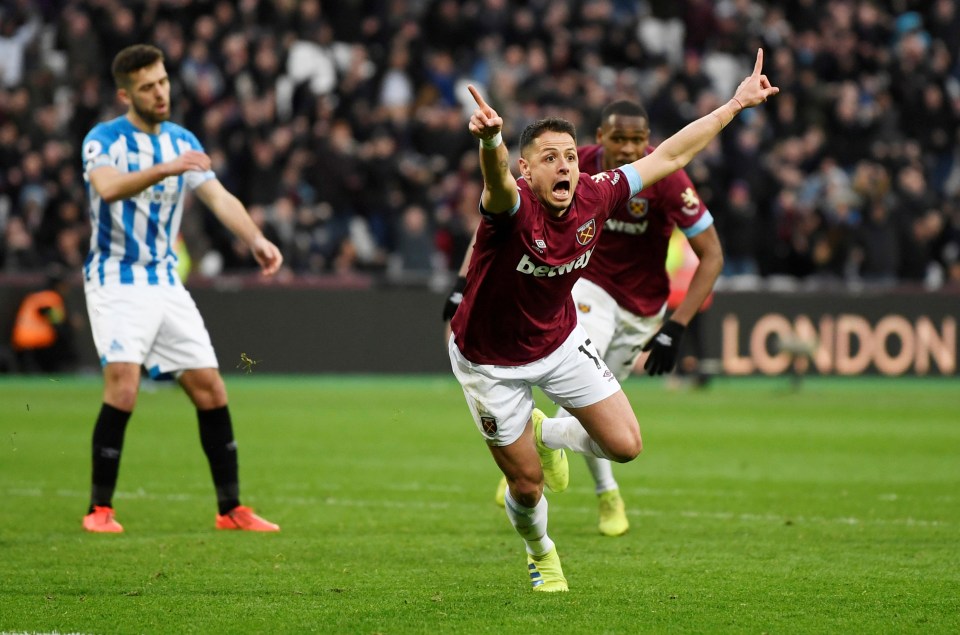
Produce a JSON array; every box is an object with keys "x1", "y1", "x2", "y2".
[
  {"x1": 441, "y1": 276, "x2": 467, "y2": 322},
  {"x1": 642, "y1": 319, "x2": 685, "y2": 376}
]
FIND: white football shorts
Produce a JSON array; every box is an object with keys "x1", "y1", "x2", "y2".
[
  {"x1": 448, "y1": 323, "x2": 621, "y2": 446},
  {"x1": 85, "y1": 283, "x2": 218, "y2": 377},
  {"x1": 572, "y1": 278, "x2": 666, "y2": 382}
]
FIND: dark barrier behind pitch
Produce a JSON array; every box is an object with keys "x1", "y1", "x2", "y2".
[{"x1": 1, "y1": 278, "x2": 957, "y2": 376}]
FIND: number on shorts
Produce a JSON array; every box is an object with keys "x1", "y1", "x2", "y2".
[{"x1": 578, "y1": 339, "x2": 602, "y2": 369}]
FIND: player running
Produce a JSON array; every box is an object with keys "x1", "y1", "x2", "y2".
[
  {"x1": 489, "y1": 100, "x2": 724, "y2": 537},
  {"x1": 448, "y1": 51, "x2": 777, "y2": 591}
]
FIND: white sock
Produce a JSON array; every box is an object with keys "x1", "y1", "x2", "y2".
[
  {"x1": 541, "y1": 414, "x2": 614, "y2": 460},
  {"x1": 583, "y1": 454, "x2": 618, "y2": 494},
  {"x1": 555, "y1": 407, "x2": 618, "y2": 493},
  {"x1": 504, "y1": 488, "x2": 555, "y2": 556}
]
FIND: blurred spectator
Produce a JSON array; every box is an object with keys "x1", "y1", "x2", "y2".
[
  {"x1": 389, "y1": 204, "x2": 441, "y2": 278},
  {"x1": 638, "y1": 1, "x2": 685, "y2": 67},
  {"x1": 0, "y1": 5, "x2": 41, "y2": 88},
  {"x1": 0, "y1": 0, "x2": 957, "y2": 292},
  {"x1": 852, "y1": 197, "x2": 900, "y2": 285},
  {"x1": 9, "y1": 265, "x2": 79, "y2": 373},
  {"x1": 716, "y1": 179, "x2": 759, "y2": 277},
  {"x1": 3, "y1": 216, "x2": 38, "y2": 271}
]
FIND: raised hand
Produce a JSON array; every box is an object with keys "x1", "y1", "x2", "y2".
[
  {"x1": 731, "y1": 49, "x2": 780, "y2": 110},
  {"x1": 467, "y1": 84, "x2": 503, "y2": 141}
]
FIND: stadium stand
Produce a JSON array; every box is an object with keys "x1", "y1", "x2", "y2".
[{"x1": 0, "y1": 0, "x2": 958, "y2": 289}]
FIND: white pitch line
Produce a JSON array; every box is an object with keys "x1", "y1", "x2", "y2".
[{"x1": 4, "y1": 487, "x2": 948, "y2": 528}]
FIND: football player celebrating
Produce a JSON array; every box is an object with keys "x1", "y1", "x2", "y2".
[
  {"x1": 490, "y1": 99, "x2": 723, "y2": 537},
  {"x1": 448, "y1": 51, "x2": 777, "y2": 591}
]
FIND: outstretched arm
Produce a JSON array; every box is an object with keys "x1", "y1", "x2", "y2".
[
  {"x1": 194, "y1": 179, "x2": 283, "y2": 276},
  {"x1": 467, "y1": 85, "x2": 519, "y2": 214},
  {"x1": 632, "y1": 49, "x2": 779, "y2": 190}
]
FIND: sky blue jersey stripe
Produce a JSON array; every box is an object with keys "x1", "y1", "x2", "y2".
[
  {"x1": 120, "y1": 197, "x2": 138, "y2": 284},
  {"x1": 83, "y1": 116, "x2": 212, "y2": 286},
  {"x1": 618, "y1": 163, "x2": 643, "y2": 196},
  {"x1": 144, "y1": 134, "x2": 164, "y2": 285},
  {"x1": 96, "y1": 197, "x2": 112, "y2": 285},
  {"x1": 118, "y1": 126, "x2": 139, "y2": 284},
  {"x1": 681, "y1": 210, "x2": 715, "y2": 238}
]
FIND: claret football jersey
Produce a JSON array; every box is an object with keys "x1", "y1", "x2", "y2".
[
  {"x1": 451, "y1": 165, "x2": 641, "y2": 365},
  {"x1": 577, "y1": 144, "x2": 713, "y2": 316}
]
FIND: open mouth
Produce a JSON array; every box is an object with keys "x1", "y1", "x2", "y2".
[{"x1": 553, "y1": 180, "x2": 571, "y2": 198}]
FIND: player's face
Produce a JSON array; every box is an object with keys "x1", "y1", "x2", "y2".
[
  {"x1": 597, "y1": 114, "x2": 650, "y2": 170},
  {"x1": 518, "y1": 131, "x2": 580, "y2": 215},
  {"x1": 120, "y1": 61, "x2": 171, "y2": 130}
]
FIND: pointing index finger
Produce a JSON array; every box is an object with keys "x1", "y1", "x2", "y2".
[
  {"x1": 752, "y1": 48, "x2": 764, "y2": 77},
  {"x1": 468, "y1": 84, "x2": 488, "y2": 110}
]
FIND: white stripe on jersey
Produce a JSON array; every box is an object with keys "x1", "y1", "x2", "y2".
[{"x1": 82, "y1": 117, "x2": 214, "y2": 287}]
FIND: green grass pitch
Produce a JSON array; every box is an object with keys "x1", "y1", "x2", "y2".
[{"x1": 1, "y1": 375, "x2": 958, "y2": 634}]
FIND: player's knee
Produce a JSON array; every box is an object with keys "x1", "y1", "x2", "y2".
[
  {"x1": 193, "y1": 388, "x2": 227, "y2": 410},
  {"x1": 204, "y1": 382, "x2": 228, "y2": 407},
  {"x1": 103, "y1": 365, "x2": 140, "y2": 410},
  {"x1": 607, "y1": 434, "x2": 643, "y2": 463},
  {"x1": 103, "y1": 382, "x2": 138, "y2": 411},
  {"x1": 507, "y1": 476, "x2": 543, "y2": 507},
  {"x1": 106, "y1": 388, "x2": 138, "y2": 412},
  {"x1": 182, "y1": 371, "x2": 227, "y2": 409}
]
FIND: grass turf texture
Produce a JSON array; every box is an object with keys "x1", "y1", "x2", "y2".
[{"x1": 1, "y1": 375, "x2": 958, "y2": 634}]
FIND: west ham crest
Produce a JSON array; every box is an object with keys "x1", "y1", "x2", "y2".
[
  {"x1": 480, "y1": 416, "x2": 498, "y2": 435},
  {"x1": 576, "y1": 219, "x2": 596, "y2": 245},
  {"x1": 628, "y1": 196, "x2": 649, "y2": 218}
]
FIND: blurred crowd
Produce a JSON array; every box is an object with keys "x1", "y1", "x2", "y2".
[{"x1": 1, "y1": 0, "x2": 959, "y2": 288}]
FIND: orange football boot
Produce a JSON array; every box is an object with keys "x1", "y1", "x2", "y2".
[
  {"x1": 215, "y1": 505, "x2": 280, "y2": 532},
  {"x1": 83, "y1": 506, "x2": 124, "y2": 533}
]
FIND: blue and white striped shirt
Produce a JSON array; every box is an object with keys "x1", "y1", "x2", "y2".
[{"x1": 81, "y1": 116, "x2": 214, "y2": 287}]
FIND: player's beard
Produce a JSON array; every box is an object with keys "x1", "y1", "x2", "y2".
[{"x1": 132, "y1": 100, "x2": 170, "y2": 127}]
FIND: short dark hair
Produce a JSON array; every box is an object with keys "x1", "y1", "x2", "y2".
[
  {"x1": 599, "y1": 100, "x2": 649, "y2": 125},
  {"x1": 518, "y1": 118, "x2": 577, "y2": 157},
  {"x1": 111, "y1": 44, "x2": 164, "y2": 87}
]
